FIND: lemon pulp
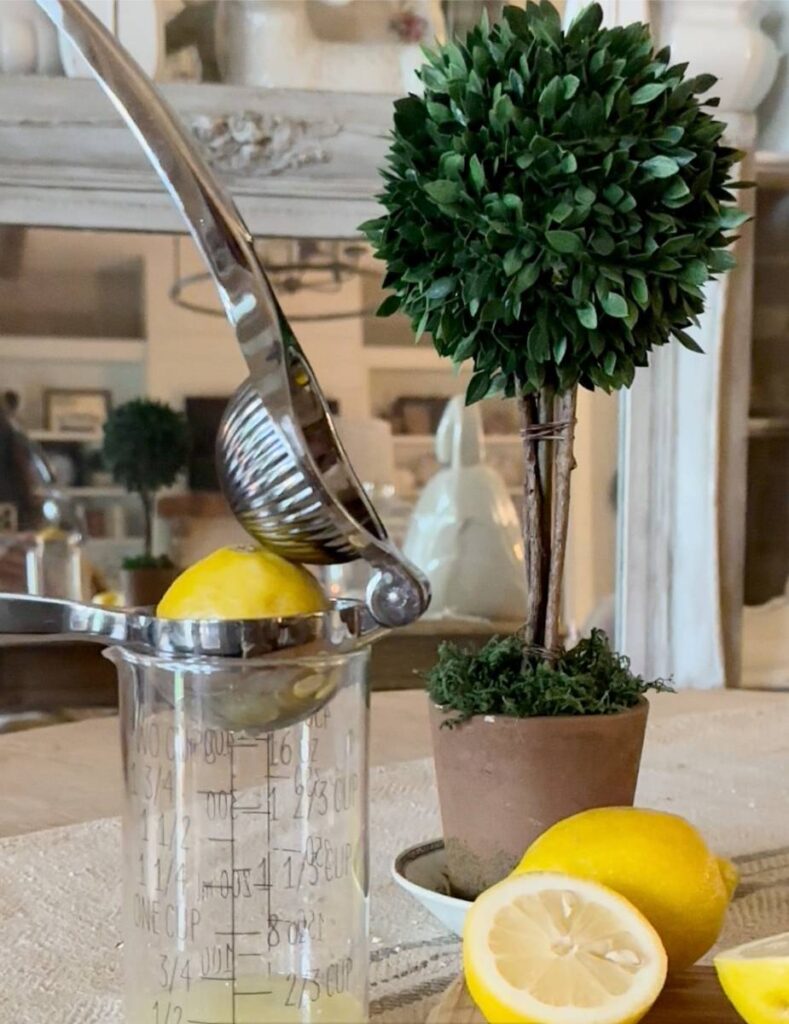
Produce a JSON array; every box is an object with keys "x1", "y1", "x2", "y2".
[{"x1": 464, "y1": 872, "x2": 667, "y2": 1024}]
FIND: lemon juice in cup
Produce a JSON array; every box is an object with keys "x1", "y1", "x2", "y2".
[{"x1": 114, "y1": 548, "x2": 371, "y2": 1024}]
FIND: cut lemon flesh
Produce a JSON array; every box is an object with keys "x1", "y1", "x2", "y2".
[
  {"x1": 464, "y1": 872, "x2": 667, "y2": 1024},
  {"x1": 715, "y1": 933, "x2": 789, "y2": 1024}
]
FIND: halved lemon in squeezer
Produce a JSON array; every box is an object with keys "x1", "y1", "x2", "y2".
[
  {"x1": 157, "y1": 545, "x2": 327, "y2": 620},
  {"x1": 463, "y1": 872, "x2": 668, "y2": 1024}
]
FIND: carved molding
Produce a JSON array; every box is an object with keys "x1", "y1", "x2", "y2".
[{"x1": 187, "y1": 111, "x2": 340, "y2": 176}]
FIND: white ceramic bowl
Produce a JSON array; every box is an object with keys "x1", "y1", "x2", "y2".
[{"x1": 392, "y1": 839, "x2": 472, "y2": 936}]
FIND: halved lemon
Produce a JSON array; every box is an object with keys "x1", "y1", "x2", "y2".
[
  {"x1": 463, "y1": 872, "x2": 668, "y2": 1024},
  {"x1": 714, "y1": 932, "x2": 789, "y2": 1024}
]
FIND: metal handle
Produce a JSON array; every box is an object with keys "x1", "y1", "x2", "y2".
[
  {"x1": 36, "y1": 0, "x2": 289, "y2": 385},
  {"x1": 0, "y1": 593, "x2": 131, "y2": 645},
  {"x1": 0, "y1": 593, "x2": 388, "y2": 656}
]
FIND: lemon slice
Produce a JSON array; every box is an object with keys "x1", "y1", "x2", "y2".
[
  {"x1": 463, "y1": 872, "x2": 667, "y2": 1024},
  {"x1": 715, "y1": 933, "x2": 789, "y2": 1024}
]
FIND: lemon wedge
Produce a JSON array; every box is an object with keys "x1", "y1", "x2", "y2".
[
  {"x1": 157, "y1": 546, "x2": 327, "y2": 620},
  {"x1": 464, "y1": 872, "x2": 667, "y2": 1024},
  {"x1": 715, "y1": 933, "x2": 789, "y2": 1024}
]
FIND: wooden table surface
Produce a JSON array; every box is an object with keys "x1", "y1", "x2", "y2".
[{"x1": 0, "y1": 688, "x2": 781, "y2": 840}]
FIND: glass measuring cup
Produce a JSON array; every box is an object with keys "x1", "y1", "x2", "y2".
[{"x1": 107, "y1": 639, "x2": 370, "y2": 1024}]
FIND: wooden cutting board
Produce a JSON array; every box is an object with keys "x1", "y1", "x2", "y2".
[{"x1": 428, "y1": 968, "x2": 740, "y2": 1022}]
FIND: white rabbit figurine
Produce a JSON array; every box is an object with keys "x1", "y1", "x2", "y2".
[{"x1": 403, "y1": 395, "x2": 527, "y2": 622}]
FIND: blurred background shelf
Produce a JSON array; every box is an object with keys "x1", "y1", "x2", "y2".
[
  {"x1": 748, "y1": 416, "x2": 789, "y2": 438},
  {"x1": 29, "y1": 429, "x2": 102, "y2": 444},
  {"x1": 756, "y1": 151, "x2": 789, "y2": 191}
]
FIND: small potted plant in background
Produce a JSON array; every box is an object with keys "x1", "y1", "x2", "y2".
[
  {"x1": 102, "y1": 398, "x2": 190, "y2": 607},
  {"x1": 364, "y1": 1, "x2": 745, "y2": 898}
]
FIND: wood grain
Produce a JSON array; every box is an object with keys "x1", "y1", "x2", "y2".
[{"x1": 428, "y1": 969, "x2": 740, "y2": 1023}]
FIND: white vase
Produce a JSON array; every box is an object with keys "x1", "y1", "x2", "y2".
[
  {"x1": 0, "y1": 0, "x2": 62, "y2": 75},
  {"x1": 58, "y1": 0, "x2": 163, "y2": 79},
  {"x1": 217, "y1": 0, "x2": 443, "y2": 93}
]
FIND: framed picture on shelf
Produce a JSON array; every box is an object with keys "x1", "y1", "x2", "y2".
[{"x1": 44, "y1": 388, "x2": 111, "y2": 435}]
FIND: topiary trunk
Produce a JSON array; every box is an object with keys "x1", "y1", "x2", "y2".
[
  {"x1": 519, "y1": 385, "x2": 578, "y2": 656},
  {"x1": 140, "y1": 489, "x2": 154, "y2": 561}
]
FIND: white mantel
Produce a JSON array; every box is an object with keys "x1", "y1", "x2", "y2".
[{"x1": 0, "y1": 77, "x2": 391, "y2": 237}]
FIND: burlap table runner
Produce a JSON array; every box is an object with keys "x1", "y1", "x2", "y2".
[{"x1": 2, "y1": 694, "x2": 789, "y2": 1023}]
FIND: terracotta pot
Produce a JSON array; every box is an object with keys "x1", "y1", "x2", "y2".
[
  {"x1": 121, "y1": 566, "x2": 179, "y2": 608},
  {"x1": 429, "y1": 698, "x2": 649, "y2": 899}
]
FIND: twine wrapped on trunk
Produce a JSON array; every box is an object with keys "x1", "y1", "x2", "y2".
[{"x1": 518, "y1": 388, "x2": 578, "y2": 655}]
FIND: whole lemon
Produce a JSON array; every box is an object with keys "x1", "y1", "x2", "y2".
[
  {"x1": 514, "y1": 807, "x2": 737, "y2": 973},
  {"x1": 157, "y1": 546, "x2": 327, "y2": 620}
]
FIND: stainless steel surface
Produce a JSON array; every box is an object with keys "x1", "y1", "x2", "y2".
[
  {"x1": 0, "y1": 593, "x2": 383, "y2": 659},
  {"x1": 38, "y1": 0, "x2": 429, "y2": 630}
]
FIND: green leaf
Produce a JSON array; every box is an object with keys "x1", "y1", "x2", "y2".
[
  {"x1": 601, "y1": 292, "x2": 629, "y2": 318},
  {"x1": 687, "y1": 73, "x2": 717, "y2": 94},
  {"x1": 574, "y1": 186, "x2": 596, "y2": 207},
  {"x1": 393, "y1": 95, "x2": 427, "y2": 136},
  {"x1": 376, "y1": 294, "x2": 401, "y2": 317},
  {"x1": 426, "y1": 277, "x2": 456, "y2": 301},
  {"x1": 675, "y1": 328, "x2": 704, "y2": 353},
  {"x1": 358, "y1": 217, "x2": 383, "y2": 237},
  {"x1": 708, "y1": 249, "x2": 737, "y2": 273},
  {"x1": 663, "y1": 178, "x2": 690, "y2": 202},
  {"x1": 514, "y1": 262, "x2": 541, "y2": 293},
  {"x1": 553, "y1": 335, "x2": 568, "y2": 364},
  {"x1": 567, "y1": 2, "x2": 603, "y2": 45},
  {"x1": 551, "y1": 200, "x2": 574, "y2": 224},
  {"x1": 563, "y1": 74, "x2": 580, "y2": 100},
  {"x1": 657, "y1": 125, "x2": 684, "y2": 145},
  {"x1": 577, "y1": 302, "x2": 598, "y2": 329},
  {"x1": 641, "y1": 155, "x2": 680, "y2": 178},
  {"x1": 491, "y1": 94, "x2": 515, "y2": 129},
  {"x1": 444, "y1": 40, "x2": 467, "y2": 74},
  {"x1": 440, "y1": 152, "x2": 465, "y2": 180},
  {"x1": 546, "y1": 230, "x2": 582, "y2": 254},
  {"x1": 469, "y1": 154, "x2": 486, "y2": 192},
  {"x1": 424, "y1": 179, "x2": 462, "y2": 205},
  {"x1": 680, "y1": 260, "x2": 708, "y2": 286},
  {"x1": 631, "y1": 277, "x2": 649, "y2": 308},
  {"x1": 452, "y1": 334, "x2": 477, "y2": 363},
  {"x1": 481, "y1": 298, "x2": 506, "y2": 321},
  {"x1": 414, "y1": 306, "x2": 430, "y2": 342},
  {"x1": 527, "y1": 322, "x2": 551, "y2": 362},
  {"x1": 719, "y1": 207, "x2": 750, "y2": 229},
  {"x1": 632, "y1": 82, "x2": 668, "y2": 105},
  {"x1": 604, "y1": 351, "x2": 617, "y2": 375},
  {"x1": 591, "y1": 230, "x2": 615, "y2": 256},
  {"x1": 426, "y1": 101, "x2": 452, "y2": 124},
  {"x1": 466, "y1": 371, "x2": 492, "y2": 405},
  {"x1": 560, "y1": 152, "x2": 578, "y2": 174},
  {"x1": 503, "y1": 249, "x2": 524, "y2": 276},
  {"x1": 538, "y1": 76, "x2": 563, "y2": 120}
]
